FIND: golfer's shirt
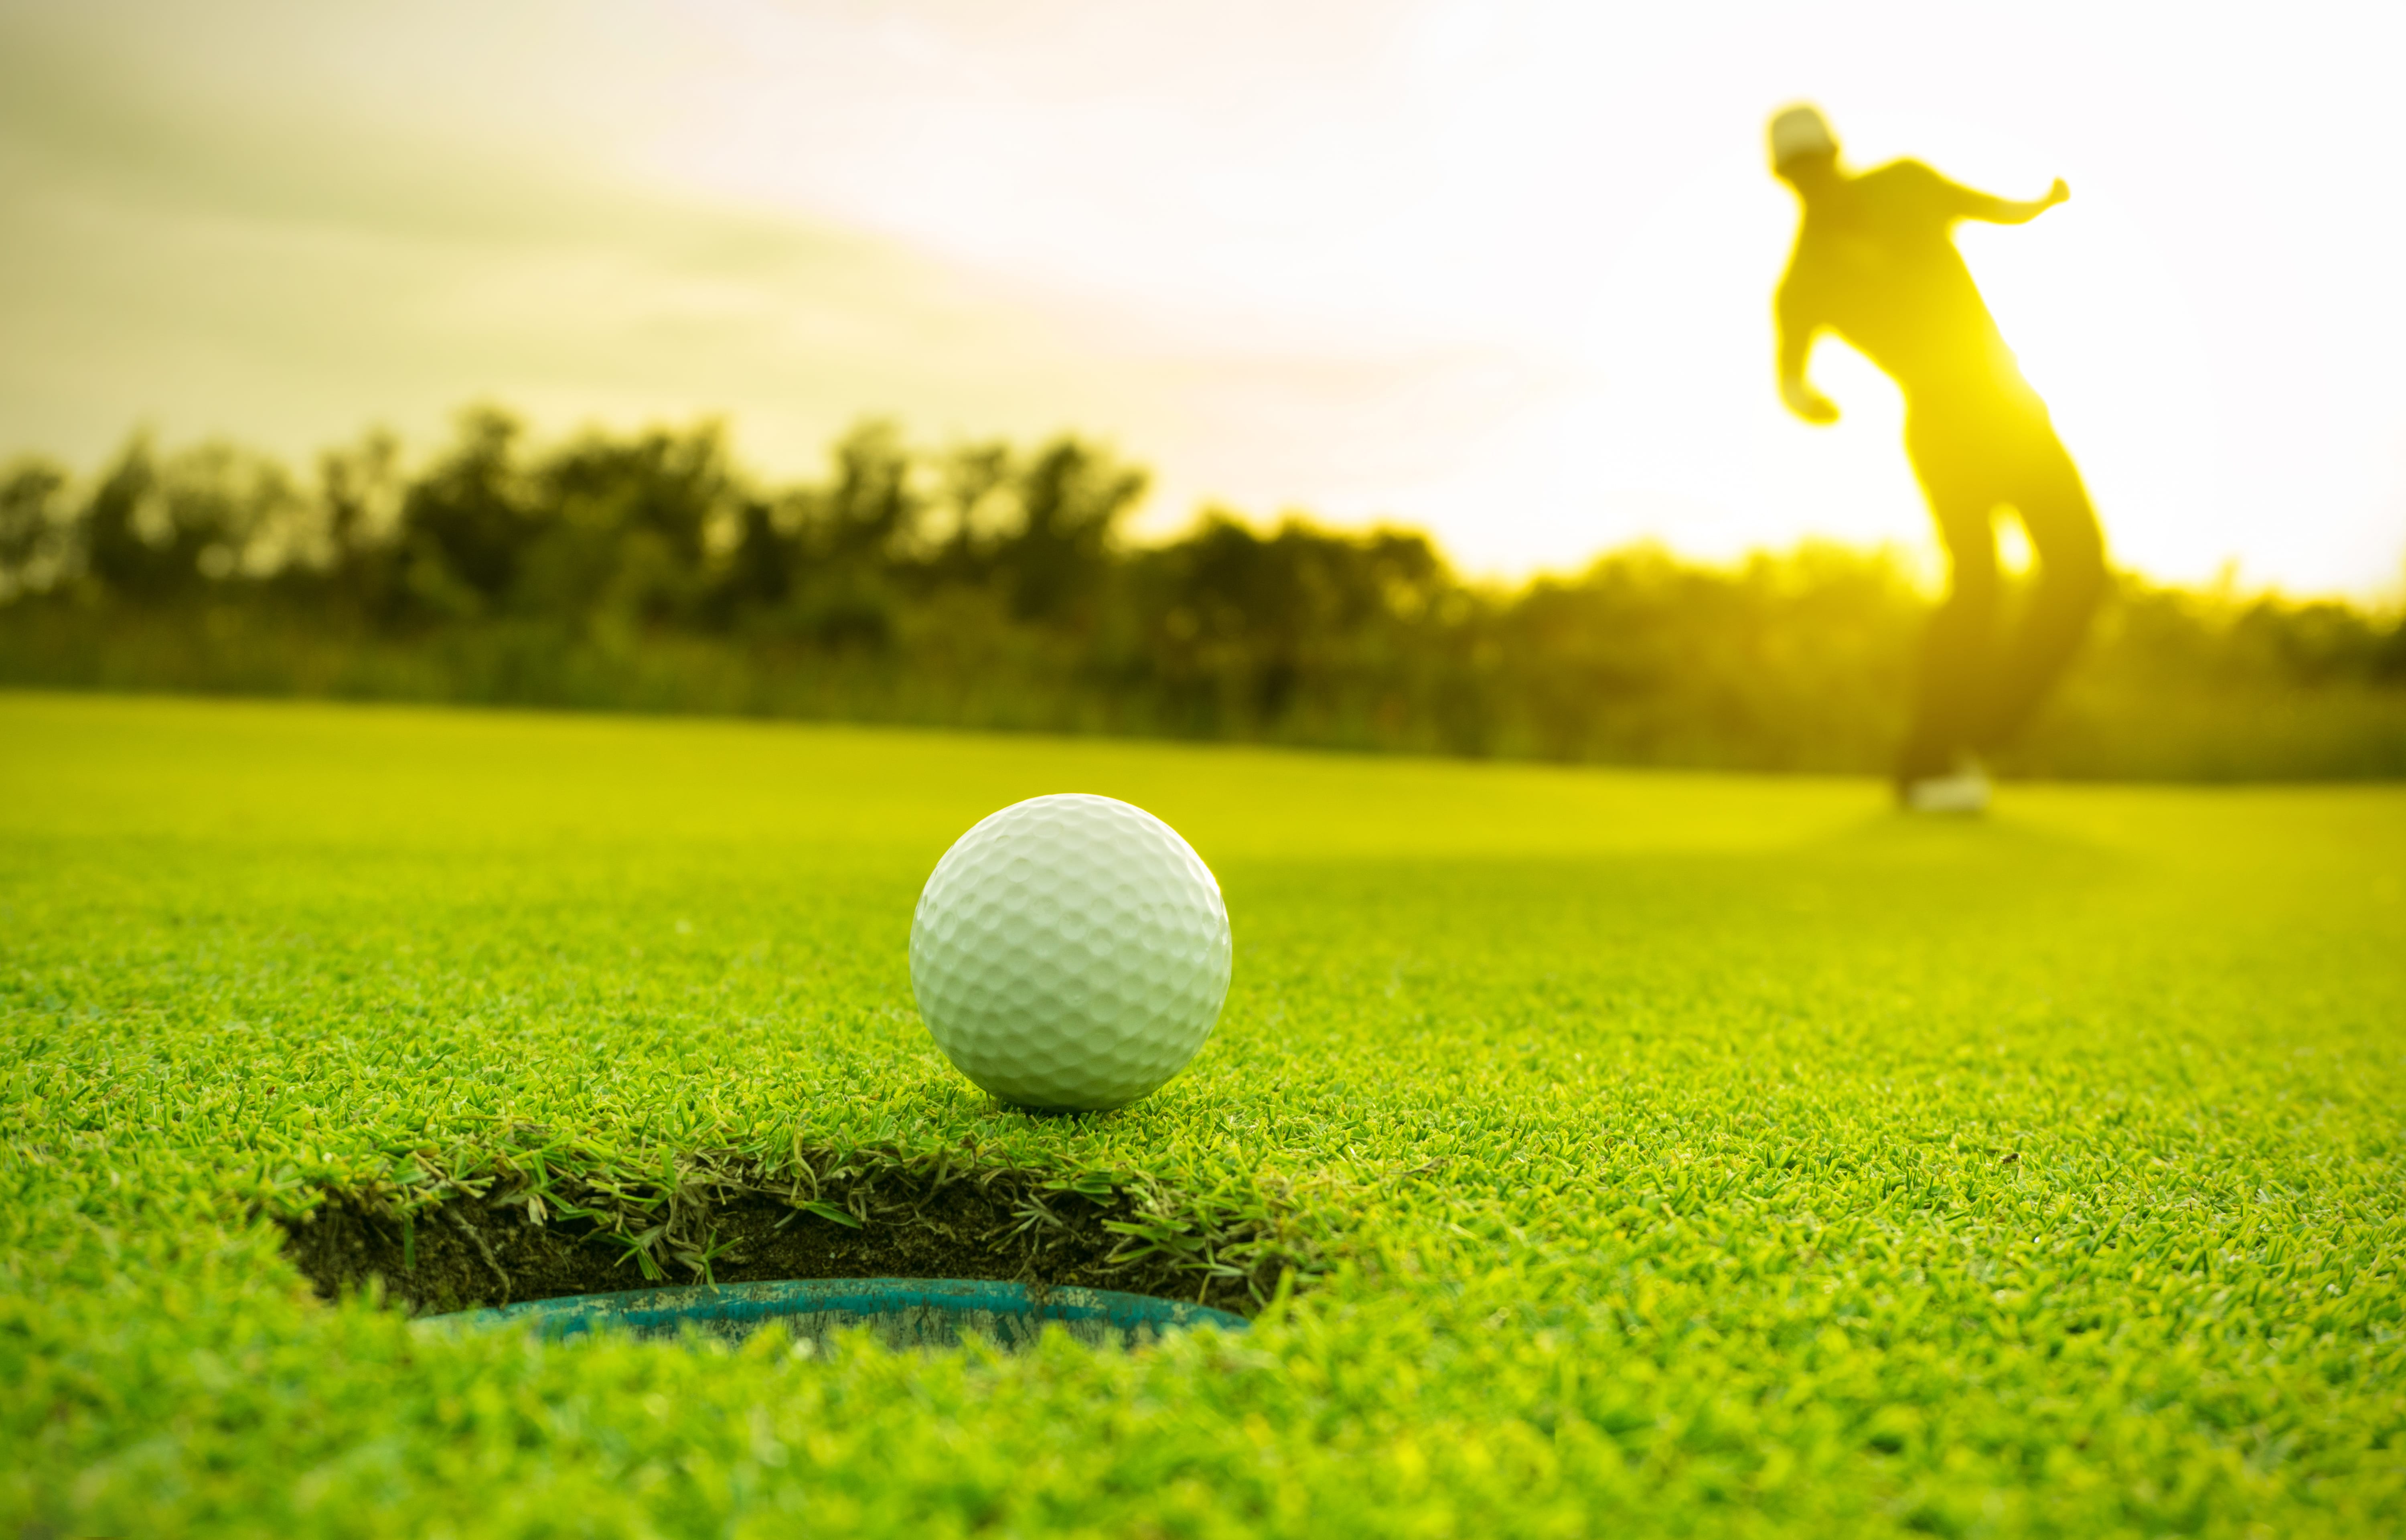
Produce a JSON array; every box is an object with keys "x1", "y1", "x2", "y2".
[{"x1": 1776, "y1": 159, "x2": 2028, "y2": 409}]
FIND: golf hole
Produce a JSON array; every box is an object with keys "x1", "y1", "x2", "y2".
[
  {"x1": 278, "y1": 1150, "x2": 1297, "y2": 1348},
  {"x1": 424, "y1": 1277, "x2": 1249, "y2": 1350}
]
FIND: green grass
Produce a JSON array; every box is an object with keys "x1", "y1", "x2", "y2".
[{"x1": 3, "y1": 690, "x2": 2401, "y2": 1537}]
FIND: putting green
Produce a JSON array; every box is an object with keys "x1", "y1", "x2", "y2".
[{"x1": 4, "y1": 691, "x2": 2400, "y2": 1536}]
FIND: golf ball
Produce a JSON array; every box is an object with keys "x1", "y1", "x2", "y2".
[{"x1": 910, "y1": 793, "x2": 1231, "y2": 1112}]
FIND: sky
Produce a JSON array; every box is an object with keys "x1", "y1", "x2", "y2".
[{"x1": 1, "y1": 0, "x2": 2401, "y2": 597}]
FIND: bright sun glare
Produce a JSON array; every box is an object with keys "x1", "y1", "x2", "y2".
[{"x1": 0, "y1": 1, "x2": 2400, "y2": 597}]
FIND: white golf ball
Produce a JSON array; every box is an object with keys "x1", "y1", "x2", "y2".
[{"x1": 910, "y1": 793, "x2": 1231, "y2": 1112}]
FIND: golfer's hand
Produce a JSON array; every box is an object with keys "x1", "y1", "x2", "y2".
[{"x1": 1782, "y1": 378, "x2": 1840, "y2": 425}]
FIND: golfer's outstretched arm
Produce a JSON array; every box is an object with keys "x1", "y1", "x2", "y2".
[
  {"x1": 1775, "y1": 286, "x2": 1838, "y2": 424},
  {"x1": 1954, "y1": 176, "x2": 2070, "y2": 225}
]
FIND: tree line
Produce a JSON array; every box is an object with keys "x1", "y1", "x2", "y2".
[{"x1": 2, "y1": 408, "x2": 2400, "y2": 778}]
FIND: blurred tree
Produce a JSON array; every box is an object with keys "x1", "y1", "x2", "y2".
[
  {"x1": 0, "y1": 460, "x2": 71, "y2": 601},
  {"x1": 314, "y1": 429, "x2": 406, "y2": 618},
  {"x1": 399, "y1": 408, "x2": 534, "y2": 614},
  {"x1": 716, "y1": 497, "x2": 799, "y2": 617},
  {"x1": 523, "y1": 423, "x2": 736, "y2": 632},
  {"x1": 815, "y1": 421, "x2": 920, "y2": 569},
  {"x1": 1129, "y1": 514, "x2": 1452, "y2": 733},
  {"x1": 79, "y1": 440, "x2": 166, "y2": 600},
  {"x1": 1000, "y1": 438, "x2": 1145, "y2": 623},
  {"x1": 80, "y1": 439, "x2": 304, "y2": 602},
  {"x1": 928, "y1": 441, "x2": 1015, "y2": 586},
  {"x1": 780, "y1": 421, "x2": 921, "y2": 650}
]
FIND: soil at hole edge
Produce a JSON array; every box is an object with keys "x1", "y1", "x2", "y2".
[{"x1": 278, "y1": 1170, "x2": 1270, "y2": 1318}]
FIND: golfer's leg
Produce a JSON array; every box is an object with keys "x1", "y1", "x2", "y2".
[
  {"x1": 1978, "y1": 443, "x2": 2106, "y2": 752},
  {"x1": 1897, "y1": 477, "x2": 2001, "y2": 784}
]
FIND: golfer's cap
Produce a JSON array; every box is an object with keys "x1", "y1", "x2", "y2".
[{"x1": 1768, "y1": 104, "x2": 1837, "y2": 166}]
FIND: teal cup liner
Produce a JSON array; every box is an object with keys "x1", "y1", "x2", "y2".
[{"x1": 425, "y1": 1276, "x2": 1250, "y2": 1351}]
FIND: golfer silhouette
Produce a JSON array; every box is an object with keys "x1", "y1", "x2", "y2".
[{"x1": 1769, "y1": 105, "x2": 2106, "y2": 811}]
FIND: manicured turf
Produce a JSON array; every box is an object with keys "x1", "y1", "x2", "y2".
[{"x1": 4, "y1": 690, "x2": 2401, "y2": 1536}]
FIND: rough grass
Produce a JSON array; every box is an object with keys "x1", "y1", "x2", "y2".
[{"x1": 2, "y1": 690, "x2": 2401, "y2": 1538}]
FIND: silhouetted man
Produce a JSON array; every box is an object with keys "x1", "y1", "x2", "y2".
[{"x1": 1770, "y1": 104, "x2": 2107, "y2": 812}]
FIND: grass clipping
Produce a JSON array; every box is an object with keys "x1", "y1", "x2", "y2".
[{"x1": 277, "y1": 1138, "x2": 1313, "y2": 1319}]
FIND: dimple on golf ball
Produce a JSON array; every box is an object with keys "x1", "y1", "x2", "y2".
[{"x1": 909, "y1": 793, "x2": 1231, "y2": 1112}]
